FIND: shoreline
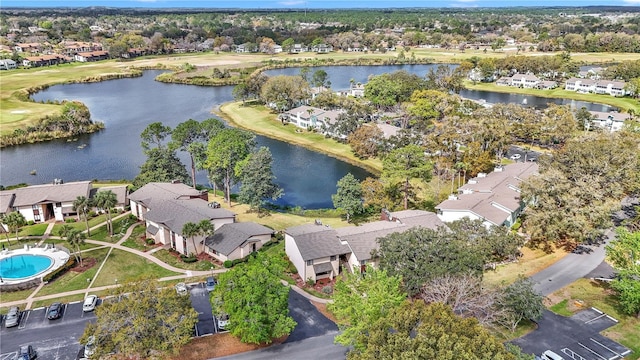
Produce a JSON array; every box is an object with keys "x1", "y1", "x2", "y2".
[{"x1": 215, "y1": 101, "x2": 383, "y2": 175}]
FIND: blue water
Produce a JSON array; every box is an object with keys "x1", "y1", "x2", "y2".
[{"x1": 0, "y1": 254, "x2": 53, "y2": 279}]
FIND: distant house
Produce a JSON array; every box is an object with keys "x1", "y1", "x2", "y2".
[
  {"x1": 291, "y1": 44, "x2": 307, "y2": 53},
  {"x1": 0, "y1": 59, "x2": 17, "y2": 70},
  {"x1": 510, "y1": 74, "x2": 540, "y2": 88},
  {"x1": 22, "y1": 54, "x2": 68, "y2": 67},
  {"x1": 204, "y1": 222, "x2": 274, "y2": 262},
  {"x1": 565, "y1": 78, "x2": 626, "y2": 96},
  {"x1": 588, "y1": 111, "x2": 632, "y2": 132},
  {"x1": 285, "y1": 210, "x2": 445, "y2": 281},
  {"x1": 283, "y1": 105, "x2": 344, "y2": 132},
  {"x1": 578, "y1": 67, "x2": 603, "y2": 80},
  {"x1": 536, "y1": 80, "x2": 558, "y2": 90},
  {"x1": 61, "y1": 41, "x2": 103, "y2": 56},
  {"x1": 376, "y1": 123, "x2": 402, "y2": 139},
  {"x1": 129, "y1": 181, "x2": 235, "y2": 256},
  {"x1": 0, "y1": 180, "x2": 128, "y2": 225},
  {"x1": 311, "y1": 44, "x2": 333, "y2": 53},
  {"x1": 74, "y1": 50, "x2": 109, "y2": 62},
  {"x1": 13, "y1": 42, "x2": 42, "y2": 53},
  {"x1": 435, "y1": 163, "x2": 538, "y2": 228}
]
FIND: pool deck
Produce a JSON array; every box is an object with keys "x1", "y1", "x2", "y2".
[{"x1": 0, "y1": 245, "x2": 70, "y2": 285}]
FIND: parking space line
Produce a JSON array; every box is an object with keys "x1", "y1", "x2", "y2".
[
  {"x1": 70, "y1": 300, "x2": 82, "y2": 304},
  {"x1": 32, "y1": 307, "x2": 44, "y2": 311},
  {"x1": 561, "y1": 348, "x2": 586, "y2": 360},
  {"x1": 590, "y1": 338, "x2": 621, "y2": 358},
  {"x1": 577, "y1": 342, "x2": 607, "y2": 360},
  {"x1": 0, "y1": 351, "x2": 17, "y2": 360},
  {"x1": 61, "y1": 303, "x2": 68, "y2": 320},
  {"x1": 18, "y1": 311, "x2": 30, "y2": 329}
]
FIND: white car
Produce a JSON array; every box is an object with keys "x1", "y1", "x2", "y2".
[
  {"x1": 84, "y1": 335, "x2": 96, "y2": 358},
  {"x1": 510, "y1": 154, "x2": 521, "y2": 160},
  {"x1": 217, "y1": 314, "x2": 229, "y2": 331},
  {"x1": 175, "y1": 282, "x2": 188, "y2": 296},
  {"x1": 83, "y1": 295, "x2": 98, "y2": 312}
]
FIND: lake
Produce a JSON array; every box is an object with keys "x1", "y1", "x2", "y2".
[{"x1": 1, "y1": 64, "x2": 615, "y2": 208}]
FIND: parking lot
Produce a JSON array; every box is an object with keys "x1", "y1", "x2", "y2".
[
  {"x1": 507, "y1": 146, "x2": 540, "y2": 163},
  {"x1": 512, "y1": 308, "x2": 631, "y2": 360},
  {"x1": 0, "y1": 283, "x2": 225, "y2": 360}
]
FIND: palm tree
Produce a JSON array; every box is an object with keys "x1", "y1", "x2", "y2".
[
  {"x1": 181, "y1": 222, "x2": 200, "y2": 257},
  {"x1": 94, "y1": 190, "x2": 118, "y2": 237},
  {"x1": 73, "y1": 196, "x2": 92, "y2": 237},
  {"x1": 4, "y1": 211, "x2": 26, "y2": 243},
  {"x1": 59, "y1": 225, "x2": 84, "y2": 266}
]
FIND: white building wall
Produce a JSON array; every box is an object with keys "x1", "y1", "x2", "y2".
[
  {"x1": 17, "y1": 207, "x2": 36, "y2": 223},
  {"x1": 285, "y1": 234, "x2": 307, "y2": 280}
]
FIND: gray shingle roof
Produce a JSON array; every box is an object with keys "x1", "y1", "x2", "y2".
[
  {"x1": 91, "y1": 185, "x2": 129, "y2": 206},
  {"x1": 285, "y1": 224, "x2": 351, "y2": 261},
  {"x1": 205, "y1": 222, "x2": 274, "y2": 256},
  {"x1": 0, "y1": 181, "x2": 92, "y2": 208},
  {"x1": 129, "y1": 182, "x2": 205, "y2": 208},
  {"x1": 144, "y1": 198, "x2": 235, "y2": 234}
]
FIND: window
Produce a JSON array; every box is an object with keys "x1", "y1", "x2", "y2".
[
  {"x1": 306, "y1": 260, "x2": 313, "y2": 266},
  {"x1": 330, "y1": 256, "x2": 337, "y2": 261},
  {"x1": 360, "y1": 260, "x2": 367, "y2": 266},
  {"x1": 32, "y1": 205, "x2": 41, "y2": 221}
]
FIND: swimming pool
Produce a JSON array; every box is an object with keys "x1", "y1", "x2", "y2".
[{"x1": 0, "y1": 254, "x2": 54, "y2": 280}]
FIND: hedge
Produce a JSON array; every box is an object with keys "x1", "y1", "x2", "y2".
[{"x1": 43, "y1": 257, "x2": 77, "y2": 282}]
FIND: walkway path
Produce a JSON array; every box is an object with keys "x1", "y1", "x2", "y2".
[{"x1": 1, "y1": 213, "x2": 332, "y2": 309}]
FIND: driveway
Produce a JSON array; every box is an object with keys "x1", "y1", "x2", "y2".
[{"x1": 285, "y1": 289, "x2": 337, "y2": 343}]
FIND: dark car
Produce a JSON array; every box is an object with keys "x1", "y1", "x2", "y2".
[
  {"x1": 205, "y1": 276, "x2": 217, "y2": 292},
  {"x1": 18, "y1": 344, "x2": 37, "y2": 360},
  {"x1": 47, "y1": 302, "x2": 63, "y2": 320}
]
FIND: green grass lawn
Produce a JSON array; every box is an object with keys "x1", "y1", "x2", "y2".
[
  {"x1": 36, "y1": 247, "x2": 111, "y2": 297},
  {"x1": 45, "y1": 238, "x2": 102, "y2": 252},
  {"x1": 120, "y1": 224, "x2": 149, "y2": 251},
  {"x1": 494, "y1": 320, "x2": 538, "y2": 343},
  {"x1": 548, "y1": 299, "x2": 573, "y2": 316},
  {"x1": 152, "y1": 249, "x2": 217, "y2": 271},
  {"x1": 549, "y1": 278, "x2": 640, "y2": 358},
  {"x1": 31, "y1": 294, "x2": 85, "y2": 309},
  {"x1": 16, "y1": 223, "x2": 49, "y2": 237},
  {"x1": 91, "y1": 249, "x2": 178, "y2": 287},
  {"x1": 0, "y1": 288, "x2": 35, "y2": 304},
  {"x1": 86, "y1": 215, "x2": 138, "y2": 242}
]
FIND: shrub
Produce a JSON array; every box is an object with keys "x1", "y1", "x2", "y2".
[
  {"x1": 180, "y1": 254, "x2": 198, "y2": 263},
  {"x1": 128, "y1": 214, "x2": 138, "y2": 221},
  {"x1": 273, "y1": 232, "x2": 284, "y2": 242},
  {"x1": 43, "y1": 257, "x2": 77, "y2": 282},
  {"x1": 224, "y1": 260, "x2": 233, "y2": 268},
  {"x1": 306, "y1": 277, "x2": 315, "y2": 287},
  {"x1": 65, "y1": 218, "x2": 76, "y2": 223},
  {"x1": 87, "y1": 211, "x2": 96, "y2": 218},
  {"x1": 145, "y1": 238, "x2": 155, "y2": 245},
  {"x1": 322, "y1": 285, "x2": 333, "y2": 294},
  {"x1": 27, "y1": 220, "x2": 35, "y2": 226}
]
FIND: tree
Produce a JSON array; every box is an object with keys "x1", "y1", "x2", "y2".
[
  {"x1": 361, "y1": 177, "x2": 402, "y2": 212},
  {"x1": 170, "y1": 119, "x2": 202, "y2": 188},
  {"x1": 140, "y1": 122, "x2": 172, "y2": 152},
  {"x1": 328, "y1": 266, "x2": 406, "y2": 351},
  {"x1": 347, "y1": 301, "x2": 516, "y2": 360},
  {"x1": 332, "y1": 173, "x2": 364, "y2": 223},
  {"x1": 4, "y1": 211, "x2": 26, "y2": 242},
  {"x1": 606, "y1": 228, "x2": 640, "y2": 317},
  {"x1": 364, "y1": 70, "x2": 425, "y2": 109},
  {"x1": 382, "y1": 145, "x2": 432, "y2": 210},
  {"x1": 236, "y1": 147, "x2": 283, "y2": 214},
  {"x1": 58, "y1": 224, "x2": 85, "y2": 266},
  {"x1": 282, "y1": 38, "x2": 295, "y2": 53},
  {"x1": 347, "y1": 125, "x2": 383, "y2": 159},
  {"x1": 93, "y1": 190, "x2": 117, "y2": 237},
  {"x1": 133, "y1": 147, "x2": 190, "y2": 189},
  {"x1": 211, "y1": 252, "x2": 296, "y2": 344},
  {"x1": 259, "y1": 75, "x2": 310, "y2": 111},
  {"x1": 205, "y1": 128, "x2": 255, "y2": 205},
  {"x1": 80, "y1": 279, "x2": 198, "y2": 358},
  {"x1": 73, "y1": 195, "x2": 92, "y2": 237},
  {"x1": 499, "y1": 276, "x2": 544, "y2": 331},
  {"x1": 311, "y1": 69, "x2": 329, "y2": 88},
  {"x1": 181, "y1": 222, "x2": 201, "y2": 257}
]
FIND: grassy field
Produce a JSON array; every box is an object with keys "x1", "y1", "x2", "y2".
[
  {"x1": 466, "y1": 82, "x2": 640, "y2": 113},
  {"x1": 91, "y1": 249, "x2": 178, "y2": 287},
  {"x1": 36, "y1": 247, "x2": 111, "y2": 297},
  {"x1": 51, "y1": 214, "x2": 109, "y2": 235},
  {"x1": 218, "y1": 102, "x2": 383, "y2": 175},
  {"x1": 547, "y1": 278, "x2": 640, "y2": 358},
  {"x1": 483, "y1": 246, "x2": 568, "y2": 287},
  {"x1": 0, "y1": 288, "x2": 35, "y2": 304}
]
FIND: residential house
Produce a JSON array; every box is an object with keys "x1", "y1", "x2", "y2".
[
  {"x1": 535, "y1": 81, "x2": 558, "y2": 90},
  {"x1": 283, "y1": 105, "x2": 344, "y2": 133},
  {"x1": 510, "y1": 74, "x2": 540, "y2": 88},
  {"x1": 204, "y1": 222, "x2": 274, "y2": 262},
  {"x1": 74, "y1": 50, "x2": 109, "y2": 62},
  {"x1": 376, "y1": 123, "x2": 402, "y2": 139},
  {"x1": 129, "y1": 182, "x2": 235, "y2": 256},
  {"x1": 22, "y1": 54, "x2": 68, "y2": 68},
  {"x1": 578, "y1": 67, "x2": 603, "y2": 79},
  {"x1": 312, "y1": 44, "x2": 333, "y2": 53},
  {"x1": 0, "y1": 59, "x2": 17, "y2": 70},
  {"x1": 90, "y1": 186, "x2": 129, "y2": 211},
  {"x1": 0, "y1": 180, "x2": 127, "y2": 224},
  {"x1": 13, "y1": 42, "x2": 42, "y2": 53},
  {"x1": 588, "y1": 111, "x2": 632, "y2": 132},
  {"x1": 565, "y1": 78, "x2": 627, "y2": 96},
  {"x1": 285, "y1": 210, "x2": 445, "y2": 281},
  {"x1": 284, "y1": 224, "x2": 351, "y2": 282},
  {"x1": 496, "y1": 77, "x2": 512, "y2": 86},
  {"x1": 435, "y1": 162, "x2": 539, "y2": 228},
  {"x1": 291, "y1": 44, "x2": 307, "y2": 53},
  {"x1": 595, "y1": 80, "x2": 627, "y2": 96}
]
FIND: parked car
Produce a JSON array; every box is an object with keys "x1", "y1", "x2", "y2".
[
  {"x1": 84, "y1": 335, "x2": 96, "y2": 358},
  {"x1": 47, "y1": 302, "x2": 63, "y2": 320},
  {"x1": 510, "y1": 154, "x2": 521, "y2": 160},
  {"x1": 175, "y1": 282, "x2": 188, "y2": 296},
  {"x1": 217, "y1": 313, "x2": 229, "y2": 331},
  {"x1": 5, "y1": 306, "x2": 21, "y2": 328},
  {"x1": 18, "y1": 345, "x2": 37, "y2": 360},
  {"x1": 83, "y1": 295, "x2": 98, "y2": 312},
  {"x1": 527, "y1": 157, "x2": 537, "y2": 162},
  {"x1": 541, "y1": 350, "x2": 564, "y2": 360},
  {"x1": 205, "y1": 276, "x2": 217, "y2": 292}
]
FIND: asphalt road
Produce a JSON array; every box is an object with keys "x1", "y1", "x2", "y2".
[
  {"x1": 529, "y1": 229, "x2": 609, "y2": 296},
  {"x1": 215, "y1": 332, "x2": 347, "y2": 360}
]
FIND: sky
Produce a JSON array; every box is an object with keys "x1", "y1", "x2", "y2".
[{"x1": 1, "y1": 0, "x2": 638, "y2": 8}]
